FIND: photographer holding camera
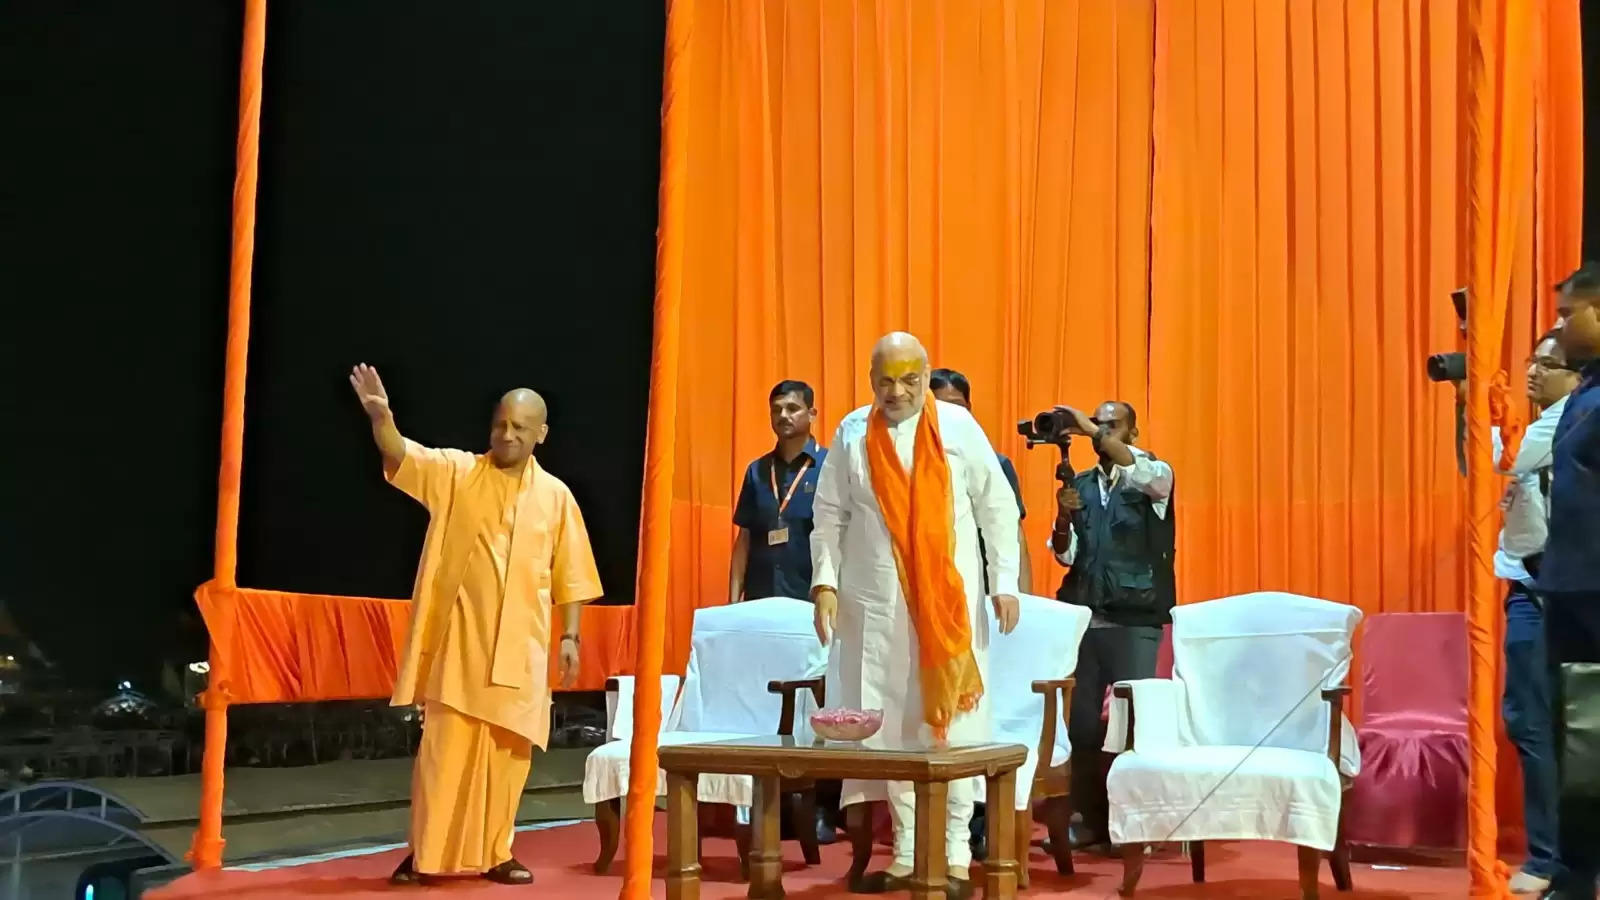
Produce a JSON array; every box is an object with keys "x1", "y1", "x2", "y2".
[{"x1": 1043, "y1": 401, "x2": 1175, "y2": 851}]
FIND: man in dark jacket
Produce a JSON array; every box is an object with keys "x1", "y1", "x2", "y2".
[{"x1": 1047, "y1": 401, "x2": 1175, "y2": 851}]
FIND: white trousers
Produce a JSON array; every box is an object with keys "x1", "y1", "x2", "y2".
[{"x1": 887, "y1": 777, "x2": 978, "y2": 869}]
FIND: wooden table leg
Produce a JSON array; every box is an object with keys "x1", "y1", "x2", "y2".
[
  {"x1": 911, "y1": 780, "x2": 949, "y2": 900},
  {"x1": 749, "y1": 775, "x2": 785, "y2": 898},
  {"x1": 984, "y1": 771, "x2": 1018, "y2": 898},
  {"x1": 666, "y1": 772, "x2": 701, "y2": 900}
]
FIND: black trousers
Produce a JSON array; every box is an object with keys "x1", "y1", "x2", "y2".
[
  {"x1": 969, "y1": 622, "x2": 1163, "y2": 848},
  {"x1": 1066, "y1": 624, "x2": 1164, "y2": 837},
  {"x1": 1545, "y1": 590, "x2": 1600, "y2": 893}
]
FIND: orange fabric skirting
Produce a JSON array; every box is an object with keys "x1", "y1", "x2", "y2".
[{"x1": 193, "y1": 581, "x2": 634, "y2": 702}]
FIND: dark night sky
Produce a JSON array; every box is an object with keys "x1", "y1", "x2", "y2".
[{"x1": 1, "y1": 1, "x2": 663, "y2": 691}]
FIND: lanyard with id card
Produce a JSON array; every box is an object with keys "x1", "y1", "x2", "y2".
[{"x1": 767, "y1": 456, "x2": 812, "y2": 546}]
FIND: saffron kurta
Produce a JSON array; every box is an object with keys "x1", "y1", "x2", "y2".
[
  {"x1": 387, "y1": 439, "x2": 601, "y2": 873},
  {"x1": 810, "y1": 400, "x2": 1021, "y2": 807}
]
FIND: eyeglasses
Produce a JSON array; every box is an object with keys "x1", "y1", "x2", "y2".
[{"x1": 1527, "y1": 356, "x2": 1575, "y2": 372}]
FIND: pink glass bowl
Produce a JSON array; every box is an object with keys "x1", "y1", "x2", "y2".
[{"x1": 809, "y1": 707, "x2": 883, "y2": 742}]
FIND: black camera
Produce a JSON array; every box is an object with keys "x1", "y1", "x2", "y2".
[
  {"x1": 1018, "y1": 410, "x2": 1076, "y2": 485},
  {"x1": 1018, "y1": 409, "x2": 1076, "y2": 446},
  {"x1": 1425, "y1": 288, "x2": 1469, "y2": 382},
  {"x1": 1426, "y1": 352, "x2": 1467, "y2": 383}
]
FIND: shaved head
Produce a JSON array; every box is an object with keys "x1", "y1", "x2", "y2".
[
  {"x1": 869, "y1": 331, "x2": 931, "y2": 423},
  {"x1": 498, "y1": 388, "x2": 547, "y2": 424},
  {"x1": 488, "y1": 388, "x2": 548, "y2": 469},
  {"x1": 870, "y1": 331, "x2": 928, "y2": 372}
]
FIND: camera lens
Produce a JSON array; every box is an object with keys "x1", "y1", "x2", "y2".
[
  {"x1": 1426, "y1": 352, "x2": 1467, "y2": 383},
  {"x1": 1033, "y1": 411, "x2": 1059, "y2": 437}
]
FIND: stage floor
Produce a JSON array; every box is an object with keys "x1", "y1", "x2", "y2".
[{"x1": 150, "y1": 817, "x2": 1468, "y2": 898}]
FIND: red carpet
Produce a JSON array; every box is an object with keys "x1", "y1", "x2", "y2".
[{"x1": 152, "y1": 818, "x2": 1467, "y2": 898}]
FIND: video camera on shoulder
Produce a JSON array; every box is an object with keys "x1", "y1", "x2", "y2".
[{"x1": 1425, "y1": 288, "x2": 1469, "y2": 383}]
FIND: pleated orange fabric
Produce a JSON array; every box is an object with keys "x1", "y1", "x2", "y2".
[
  {"x1": 1465, "y1": 1, "x2": 1536, "y2": 894},
  {"x1": 643, "y1": 0, "x2": 1156, "y2": 679},
  {"x1": 1145, "y1": 2, "x2": 1575, "y2": 894}
]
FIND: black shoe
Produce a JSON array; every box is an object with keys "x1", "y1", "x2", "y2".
[
  {"x1": 850, "y1": 870, "x2": 911, "y2": 893},
  {"x1": 815, "y1": 807, "x2": 838, "y2": 845},
  {"x1": 945, "y1": 876, "x2": 975, "y2": 899}
]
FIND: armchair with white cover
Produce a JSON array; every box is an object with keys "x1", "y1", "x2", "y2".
[
  {"x1": 1104, "y1": 592, "x2": 1362, "y2": 899},
  {"x1": 582, "y1": 597, "x2": 828, "y2": 876},
  {"x1": 979, "y1": 593, "x2": 1091, "y2": 887}
]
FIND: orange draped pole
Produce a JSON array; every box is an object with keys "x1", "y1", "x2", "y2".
[
  {"x1": 1464, "y1": 0, "x2": 1534, "y2": 895},
  {"x1": 189, "y1": 0, "x2": 267, "y2": 871},
  {"x1": 621, "y1": 0, "x2": 692, "y2": 893}
]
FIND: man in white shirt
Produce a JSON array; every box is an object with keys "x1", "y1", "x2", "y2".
[
  {"x1": 1045, "y1": 402, "x2": 1175, "y2": 851},
  {"x1": 1495, "y1": 330, "x2": 1581, "y2": 896},
  {"x1": 810, "y1": 332, "x2": 1021, "y2": 897}
]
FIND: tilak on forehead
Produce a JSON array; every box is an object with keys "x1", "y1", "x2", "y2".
[{"x1": 881, "y1": 357, "x2": 923, "y2": 379}]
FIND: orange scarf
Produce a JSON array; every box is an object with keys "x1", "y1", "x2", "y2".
[{"x1": 865, "y1": 400, "x2": 983, "y2": 741}]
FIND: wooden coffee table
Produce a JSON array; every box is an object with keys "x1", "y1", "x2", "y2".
[{"x1": 657, "y1": 735, "x2": 1028, "y2": 899}]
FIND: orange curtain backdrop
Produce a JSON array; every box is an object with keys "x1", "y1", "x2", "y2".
[
  {"x1": 653, "y1": 0, "x2": 1156, "y2": 678},
  {"x1": 1148, "y1": 0, "x2": 1578, "y2": 890},
  {"x1": 1149, "y1": 0, "x2": 1478, "y2": 617}
]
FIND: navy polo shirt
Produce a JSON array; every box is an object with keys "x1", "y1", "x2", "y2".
[
  {"x1": 733, "y1": 439, "x2": 827, "y2": 600},
  {"x1": 1539, "y1": 358, "x2": 1600, "y2": 594}
]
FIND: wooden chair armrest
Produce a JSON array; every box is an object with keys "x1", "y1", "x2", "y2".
[
  {"x1": 768, "y1": 678, "x2": 826, "y2": 736},
  {"x1": 1112, "y1": 684, "x2": 1135, "y2": 751},
  {"x1": 1321, "y1": 685, "x2": 1350, "y2": 764},
  {"x1": 1034, "y1": 678, "x2": 1076, "y2": 777}
]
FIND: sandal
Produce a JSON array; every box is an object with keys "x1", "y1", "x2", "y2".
[
  {"x1": 483, "y1": 859, "x2": 534, "y2": 885},
  {"x1": 390, "y1": 855, "x2": 423, "y2": 886}
]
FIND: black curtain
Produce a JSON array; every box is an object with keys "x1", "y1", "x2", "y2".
[{"x1": 0, "y1": 1, "x2": 664, "y2": 690}]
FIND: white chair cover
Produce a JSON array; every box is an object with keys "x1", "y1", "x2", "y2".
[
  {"x1": 1105, "y1": 592, "x2": 1362, "y2": 851},
  {"x1": 583, "y1": 597, "x2": 827, "y2": 806},
  {"x1": 973, "y1": 594, "x2": 1091, "y2": 810},
  {"x1": 605, "y1": 674, "x2": 681, "y2": 741}
]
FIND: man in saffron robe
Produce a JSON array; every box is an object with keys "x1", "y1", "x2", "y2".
[
  {"x1": 348, "y1": 364, "x2": 603, "y2": 886},
  {"x1": 810, "y1": 333, "x2": 1022, "y2": 896}
]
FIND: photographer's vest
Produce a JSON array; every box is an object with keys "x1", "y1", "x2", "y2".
[{"x1": 1056, "y1": 456, "x2": 1176, "y2": 626}]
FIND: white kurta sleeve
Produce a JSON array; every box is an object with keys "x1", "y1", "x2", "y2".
[
  {"x1": 957, "y1": 411, "x2": 1021, "y2": 596},
  {"x1": 810, "y1": 423, "x2": 851, "y2": 593}
]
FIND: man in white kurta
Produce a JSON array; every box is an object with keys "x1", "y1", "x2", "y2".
[{"x1": 810, "y1": 332, "x2": 1022, "y2": 894}]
